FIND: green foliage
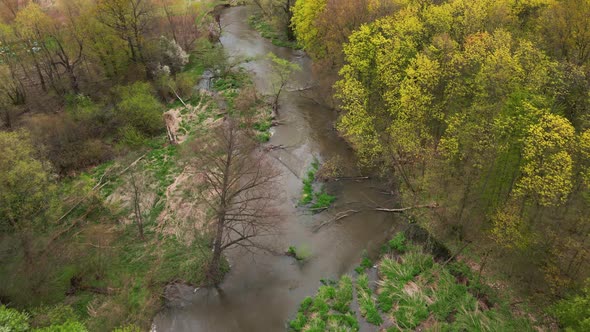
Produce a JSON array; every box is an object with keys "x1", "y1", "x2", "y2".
[
  {"x1": 287, "y1": 245, "x2": 311, "y2": 261},
  {"x1": 33, "y1": 320, "x2": 88, "y2": 332},
  {"x1": 552, "y1": 282, "x2": 590, "y2": 331},
  {"x1": 355, "y1": 253, "x2": 373, "y2": 274},
  {"x1": 333, "y1": 276, "x2": 354, "y2": 313},
  {"x1": 114, "y1": 82, "x2": 164, "y2": 137},
  {"x1": 311, "y1": 192, "x2": 336, "y2": 209},
  {"x1": 112, "y1": 325, "x2": 142, "y2": 332},
  {"x1": 299, "y1": 159, "x2": 336, "y2": 209},
  {"x1": 516, "y1": 113, "x2": 576, "y2": 206},
  {"x1": 0, "y1": 131, "x2": 55, "y2": 232},
  {"x1": 288, "y1": 275, "x2": 358, "y2": 331},
  {"x1": 356, "y1": 273, "x2": 383, "y2": 325},
  {"x1": 0, "y1": 305, "x2": 29, "y2": 332},
  {"x1": 290, "y1": 0, "x2": 326, "y2": 55},
  {"x1": 29, "y1": 304, "x2": 79, "y2": 328},
  {"x1": 293, "y1": 234, "x2": 535, "y2": 329},
  {"x1": 248, "y1": 14, "x2": 300, "y2": 49},
  {"x1": 255, "y1": 131, "x2": 271, "y2": 143},
  {"x1": 387, "y1": 232, "x2": 407, "y2": 253}
]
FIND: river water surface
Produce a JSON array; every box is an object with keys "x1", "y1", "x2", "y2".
[{"x1": 153, "y1": 6, "x2": 399, "y2": 331}]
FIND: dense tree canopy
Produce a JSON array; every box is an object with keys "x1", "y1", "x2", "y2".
[{"x1": 291, "y1": 0, "x2": 590, "y2": 318}]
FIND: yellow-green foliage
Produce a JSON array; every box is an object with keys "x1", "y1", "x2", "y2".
[
  {"x1": 0, "y1": 131, "x2": 55, "y2": 231},
  {"x1": 516, "y1": 113, "x2": 575, "y2": 206},
  {"x1": 291, "y1": 0, "x2": 327, "y2": 56},
  {"x1": 329, "y1": 0, "x2": 590, "y2": 295}
]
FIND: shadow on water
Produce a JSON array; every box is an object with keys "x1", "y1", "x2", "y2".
[{"x1": 153, "y1": 6, "x2": 402, "y2": 331}]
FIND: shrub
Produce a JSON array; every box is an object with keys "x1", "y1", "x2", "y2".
[
  {"x1": 30, "y1": 304, "x2": 78, "y2": 328},
  {"x1": 552, "y1": 282, "x2": 590, "y2": 331},
  {"x1": 114, "y1": 83, "x2": 164, "y2": 137},
  {"x1": 33, "y1": 320, "x2": 88, "y2": 332},
  {"x1": 0, "y1": 305, "x2": 30, "y2": 332},
  {"x1": 388, "y1": 233, "x2": 407, "y2": 252}
]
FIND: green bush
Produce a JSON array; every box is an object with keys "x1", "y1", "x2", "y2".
[
  {"x1": 388, "y1": 232, "x2": 407, "y2": 252},
  {"x1": 333, "y1": 276, "x2": 354, "y2": 313},
  {"x1": 311, "y1": 191, "x2": 336, "y2": 209},
  {"x1": 112, "y1": 324, "x2": 142, "y2": 332},
  {"x1": 118, "y1": 126, "x2": 146, "y2": 148},
  {"x1": 552, "y1": 282, "x2": 590, "y2": 331},
  {"x1": 30, "y1": 304, "x2": 79, "y2": 328},
  {"x1": 115, "y1": 82, "x2": 164, "y2": 137},
  {"x1": 33, "y1": 320, "x2": 88, "y2": 332},
  {"x1": 288, "y1": 313, "x2": 307, "y2": 331},
  {"x1": 0, "y1": 305, "x2": 29, "y2": 332}
]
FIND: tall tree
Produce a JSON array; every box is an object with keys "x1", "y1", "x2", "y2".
[
  {"x1": 267, "y1": 52, "x2": 300, "y2": 115},
  {"x1": 192, "y1": 119, "x2": 280, "y2": 284},
  {"x1": 96, "y1": 0, "x2": 154, "y2": 69},
  {"x1": 0, "y1": 131, "x2": 55, "y2": 266}
]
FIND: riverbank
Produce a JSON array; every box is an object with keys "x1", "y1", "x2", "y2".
[{"x1": 289, "y1": 229, "x2": 540, "y2": 331}]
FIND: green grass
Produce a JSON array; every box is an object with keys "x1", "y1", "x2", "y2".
[
  {"x1": 354, "y1": 251, "x2": 373, "y2": 274},
  {"x1": 287, "y1": 245, "x2": 311, "y2": 261},
  {"x1": 291, "y1": 232, "x2": 537, "y2": 331},
  {"x1": 357, "y1": 273, "x2": 383, "y2": 326},
  {"x1": 299, "y1": 159, "x2": 336, "y2": 209},
  {"x1": 288, "y1": 275, "x2": 358, "y2": 331},
  {"x1": 247, "y1": 14, "x2": 300, "y2": 49}
]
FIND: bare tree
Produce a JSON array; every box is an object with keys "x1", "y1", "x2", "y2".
[
  {"x1": 96, "y1": 0, "x2": 154, "y2": 67},
  {"x1": 130, "y1": 172, "x2": 145, "y2": 240},
  {"x1": 191, "y1": 118, "x2": 281, "y2": 285}
]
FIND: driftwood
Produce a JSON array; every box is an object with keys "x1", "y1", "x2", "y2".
[
  {"x1": 314, "y1": 209, "x2": 360, "y2": 232},
  {"x1": 375, "y1": 202, "x2": 438, "y2": 213},
  {"x1": 264, "y1": 144, "x2": 286, "y2": 152},
  {"x1": 67, "y1": 276, "x2": 118, "y2": 296},
  {"x1": 287, "y1": 84, "x2": 316, "y2": 92},
  {"x1": 169, "y1": 83, "x2": 188, "y2": 108},
  {"x1": 333, "y1": 176, "x2": 370, "y2": 181},
  {"x1": 314, "y1": 202, "x2": 439, "y2": 232}
]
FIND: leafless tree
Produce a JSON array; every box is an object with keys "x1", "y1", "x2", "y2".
[
  {"x1": 130, "y1": 172, "x2": 145, "y2": 240},
  {"x1": 191, "y1": 118, "x2": 281, "y2": 285}
]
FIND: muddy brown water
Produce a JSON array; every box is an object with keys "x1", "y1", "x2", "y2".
[{"x1": 152, "y1": 6, "x2": 400, "y2": 331}]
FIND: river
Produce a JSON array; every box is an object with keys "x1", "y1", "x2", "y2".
[{"x1": 153, "y1": 5, "x2": 399, "y2": 331}]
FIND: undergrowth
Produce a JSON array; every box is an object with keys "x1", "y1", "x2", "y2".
[
  {"x1": 290, "y1": 232, "x2": 537, "y2": 331},
  {"x1": 299, "y1": 158, "x2": 336, "y2": 210},
  {"x1": 247, "y1": 14, "x2": 300, "y2": 49}
]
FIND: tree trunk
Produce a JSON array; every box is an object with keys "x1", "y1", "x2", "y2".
[
  {"x1": 20, "y1": 232, "x2": 34, "y2": 268},
  {"x1": 208, "y1": 216, "x2": 225, "y2": 285}
]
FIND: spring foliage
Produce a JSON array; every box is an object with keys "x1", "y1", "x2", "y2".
[{"x1": 291, "y1": 0, "x2": 590, "y2": 319}]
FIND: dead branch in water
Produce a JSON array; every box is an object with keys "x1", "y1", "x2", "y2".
[
  {"x1": 375, "y1": 202, "x2": 438, "y2": 213},
  {"x1": 287, "y1": 84, "x2": 316, "y2": 92},
  {"x1": 314, "y1": 202, "x2": 439, "y2": 232},
  {"x1": 333, "y1": 176, "x2": 370, "y2": 181},
  {"x1": 314, "y1": 209, "x2": 360, "y2": 232},
  {"x1": 264, "y1": 144, "x2": 286, "y2": 152}
]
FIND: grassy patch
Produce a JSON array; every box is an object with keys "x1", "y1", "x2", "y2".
[
  {"x1": 247, "y1": 14, "x2": 300, "y2": 49},
  {"x1": 357, "y1": 273, "x2": 383, "y2": 326},
  {"x1": 291, "y1": 232, "x2": 537, "y2": 330},
  {"x1": 287, "y1": 245, "x2": 311, "y2": 261},
  {"x1": 288, "y1": 275, "x2": 358, "y2": 331},
  {"x1": 299, "y1": 159, "x2": 336, "y2": 210}
]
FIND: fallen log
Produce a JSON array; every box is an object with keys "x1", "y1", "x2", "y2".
[
  {"x1": 333, "y1": 176, "x2": 370, "y2": 181},
  {"x1": 375, "y1": 202, "x2": 438, "y2": 213},
  {"x1": 314, "y1": 209, "x2": 359, "y2": 232}
]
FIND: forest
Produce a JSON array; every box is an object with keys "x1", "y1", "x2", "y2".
[
  {"x1": 290, "y1": 0, "x2": 590, "y2": 330},
  {"x1": 0, "y1": 0, "x2": 589, "y2": 331}
]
